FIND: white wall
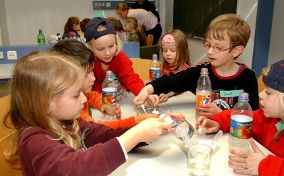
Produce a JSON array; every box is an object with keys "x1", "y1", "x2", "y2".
[
  {"x1": 0, "y1": 0, "x2": 259, "y2": 67},
  {"x1": 268, "y1": 0, "x2": 284, "y2": 65},
  {"x1": 2, "y1": 0, "x2": 95, "y2": 45}
]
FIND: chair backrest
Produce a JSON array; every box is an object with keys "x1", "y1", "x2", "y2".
[
  {"x1": 140, "y1": 45, "x2": 160, "y2": 60},
  {"x1": 257, "y1": 75, "x2": 265, "y2": 93},
  {"x1": 131, "y1": 58, "x2": 152, "y2": 81},
  {"x1": 146, "y1": 34, "x2": 154, "y2": 46},
  {"x1": 0, "y1": 95, "x2": 22, "y2": 175}
]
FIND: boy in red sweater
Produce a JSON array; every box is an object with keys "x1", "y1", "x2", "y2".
[{"x1": 196, "y1": 59, "x2": 284, "y2": 176}]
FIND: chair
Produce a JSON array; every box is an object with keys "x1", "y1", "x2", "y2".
[
  {"x1": 0, "y1": 95, "x2": 22, "y2": 175},
  {"x1": 146, "y1": 34, "x2": 154, "y2": 46},
  {"x1": 131, "y1": 58, "x2": 152, "y2": 81},
  {"x1": 257, "y1": 75, "x2": 265, "y2": 93},
  {"x1": 140, "y1": 45, "x2": 160, "y2": 60}
]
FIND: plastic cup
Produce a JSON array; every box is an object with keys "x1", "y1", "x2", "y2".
[{"x1": 187, "y1": 144, "x2": 212, "y2": 176}]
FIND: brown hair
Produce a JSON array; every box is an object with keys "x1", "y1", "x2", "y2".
[
  {"x1": 161, "y1": 29, "x2": 190, "y2": 71},
  {"x1": 116, "y1": 3, "x2": 130, "y2": 11},
  {"x1": 5, "y1": 51, "x2": 84, "y2": 162},
  {"x1": 64, "y1": 16, "x2": 80, "y2": 34},
  {"x1": 205, "y1": 14, "x2": 251, "y2": 50},
  {"x1": 108, "y1": 16, "x2": 124, "y2": 32},
  {"x1": 125, "y1": 17, "x2": 147, "y2": 46},
  {"x1": 80, "y1": 18, "x2": 91, "y2": 33}
]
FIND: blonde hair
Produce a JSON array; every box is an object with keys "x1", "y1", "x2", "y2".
[
  {"x1": 125, "y1": 17, "x2": 147, "y2": 46},
  {"x1": 262, "y1": 67, "x2": 284, "y2": 120},
  {"x1": 4, "y1": 51, "x2": 84, "y2": 162},
  {"x1": 87, "y1": 24, "x2": 122, "y2": 56},
  {"x1": 161, "y1": 29, "x2": 190, "y2": 71},
  {"x1": 206, "y1": 14, "x2": 251, "y2": 50}
]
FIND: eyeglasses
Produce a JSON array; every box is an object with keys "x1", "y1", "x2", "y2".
[{"x1": 203, "y1": 41, "x2": 231, "y2": 53}]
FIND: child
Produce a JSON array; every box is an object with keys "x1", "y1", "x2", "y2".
[
  {"x1": 108, "y1": 16, "x2": 124, "y2": 33},
  {"x1": 196, "y1": 59, "x2": 284, "y2": 176},
  {"x1": 158, "y1": 29, "x2": 190, "y2": 103},
  {"x1": 124, "y1": 17, "x2": 147, "y2": 46},
  {"x1": 84, "y1": 17, "x2": 145, "y2": 96},
  {"x1": 115, "y1": 3, "x2": 162, "y2": 45},
  {"x1": 62, "y1": 16, "x2": 81, "y2": 39},
  {"x1": 4, "y1": 50, "x2": 172, "y2": 175},
  {"x1": 50, "y1": 39, "x2": 158, "y2": 128},
  {"x1": 80, "y1": 18, "x2": 91, "y2": 33},
  {"x1": 133, "y1": 14, "x2": 259, "y2": 116}
]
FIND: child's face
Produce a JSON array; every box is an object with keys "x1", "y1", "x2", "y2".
[
  {"x1": 116, "y1": 9, "x2": 127, "y2": 19},
  {"x1": 82, "y1": 68, "x2": 96, "y2": 93},
  {"x1": 73, "y1": 23, "x2": 81, "y2": 32},
  {"x1": 204, "y1": 34, "x2": 240, "y2": 68},
  {"x1": 259, "y1": 87, "x2": 281, "y2": 118},
  {"x1": 89, "y1": 34, "x2": 117, "y2": 64},
  {"x1": 161, "y1": 42, "x2": 177, "y2": 66},
  {"x1": 50, "y1": 76, "x2": 87, "y2": 120}
]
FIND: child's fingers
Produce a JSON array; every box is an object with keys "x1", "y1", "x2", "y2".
[{"x1": 249, "y1": 138, "x2": 263, "y2": 154}]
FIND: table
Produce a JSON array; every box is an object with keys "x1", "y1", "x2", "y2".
[{"x1": 91, "y1": 92, "x2": 271, "y2": 176}]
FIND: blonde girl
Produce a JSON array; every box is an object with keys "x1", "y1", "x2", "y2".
[
  {"x1": 124, "y1": 17, "x2": 147, "y2": 46},
  {"x1": 4, "y1": 51, "x2": 171, "y2": 175},
  {"x1": 85, "y1": 17, "x2": 144, "y2": 96}
]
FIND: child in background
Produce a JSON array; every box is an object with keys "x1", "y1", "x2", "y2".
[
  {"x1": 85, "y1": 17, "x2": 145, "y2": 96},
  {"x1": 108, "y1": 16, "x2": 124, "y2": 33},
  {"x1": 124, "y1": 17, "x2": 147, "y2": 46},
  {"x1": 158, "y1": 29, "x2": 190, "y2": 103},
  {"x1": 196, "y1": 59, "x2": 284, "y2": 176},
  {"x1": 80, "y1": 18, "x2": 91, "y2": 33},
  {"x1": 50, "y1": 39, "x2": 158, "y2": 128},
  {"x1": 116, "y1": 3, "x2": 162, "y2": 45},
  {"x1": 133, "y1": 14, "x2": 259, "y2": 116},
  {"x1": 62, "y1": 16, "x2": 81, "y2": 39},
  {"x1": 4, "y1": 51, "x2": 172, "y2": 175}
]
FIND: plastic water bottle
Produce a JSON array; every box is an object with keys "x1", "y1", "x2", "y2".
[
  {"x1": 37, "y1": 29, "x2": 46, "y2": 45},
  {"x1": 229, "y1": 92, "x2": 253, "y2": 151},
  {"x1": 149, "y1": 54, "x2": 161, "y2": 81},
  {"x1": 159, "y1": 114, "x2": 194, "y2": 146},
  {"x1": 102, "y1": 71, "x2": 119, "y2": 120}
]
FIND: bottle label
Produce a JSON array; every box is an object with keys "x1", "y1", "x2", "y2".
[
  {"x1": 149, "y1": 67, "x2": 160, "y2": 80},
  {"x1": 102, "y1": 87, "x2": 117, "y2": 104},
  {"x1": 196, "y1": 92, "x2": 211, "y2": 107},
  {"x1": 230, "y1": 115, "x2": 253, "y2": 139}
]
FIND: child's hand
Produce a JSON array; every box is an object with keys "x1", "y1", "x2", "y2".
[
  {"x1": 135, "y1": 118, "x2": 172, "y2": 143},
  {"x1": 195, "y1": 116, "x2": 220, "y2": 134},
  {"x1": 196, "y1": 102, "x2": 222, "y2": 117},
  {"x1": 228, "y1": 138, "x2": 266, "y2": 175},
  {"x1": 158, "y1": 92, "x2": 174, "y2": 103},
  {"x1": 133, "y1": 85, "x2": 154, "y2": 105},
  {"x1": 134, "y1": 113, "x2": 159, "y2": 124},
  {"x1": 166, "y1": 112, "x2": 185, "y2": 122},
  {"x1": 144, "y1": 94, "x2": 159, "y2": 107},
  {"x1": 102, "y1": 103, "x2": 121, "y2": 118}
]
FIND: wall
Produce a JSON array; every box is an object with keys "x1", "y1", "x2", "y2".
[
  {"x1": 0, "y1": 0, "x2": 259, "y2": 68},
  {"x1": 268, "y1": 0, "x2": 284, "y2": 65}
]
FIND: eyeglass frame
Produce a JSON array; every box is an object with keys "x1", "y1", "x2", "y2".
[{"x1": 203, "y1": 41, "x2": 232, "y2": 53}]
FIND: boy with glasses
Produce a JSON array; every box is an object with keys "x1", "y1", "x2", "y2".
[{"x1": 133, "y1": 14, "x2": 259, "y2": 117}]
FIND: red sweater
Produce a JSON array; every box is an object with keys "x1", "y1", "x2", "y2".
[
  {"x1": 210, "y1": 109, "x2": 284, "y2": 176},
  {"x1": 81, "y1": 91, "x2": 136, "y2": 129},
  {"x1": 19, "y1": 119, "x2": 128, "y2": 176},
  {"x1": 92, "y1": 51, "x2": 144, "y2": 96}
]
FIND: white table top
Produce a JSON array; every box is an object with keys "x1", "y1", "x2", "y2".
[{"x1": 91, "y1": 92, "x2": 270, "y2": 176}]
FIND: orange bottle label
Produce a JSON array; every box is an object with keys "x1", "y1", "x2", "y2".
[{"x1": 196, "y1": 93, "x2": 211, "y2": 107}]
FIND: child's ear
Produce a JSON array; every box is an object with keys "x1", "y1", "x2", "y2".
[{"x1": 232, "y1": 45, "x2": 244, "y2": 57}]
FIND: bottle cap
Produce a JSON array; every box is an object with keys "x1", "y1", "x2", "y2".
[
  {"x1": 200, "y1": 68, "x2": 209, "y2": 75},
  {"x1": 238, "y1": 92, "x2": 249, "y2": 101},
  {"x1": 152, "y1": 54, "x2": 158, "y2": 60}
]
